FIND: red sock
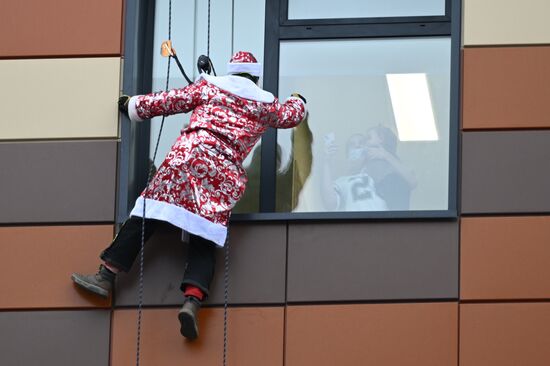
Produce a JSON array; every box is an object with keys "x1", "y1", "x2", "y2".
[
  {"x1": 184, "y1": 285, "x2": 205, "y2": 301},
  {"x1": 103, "y1": 262, "x2": 120, "y2": 274}
]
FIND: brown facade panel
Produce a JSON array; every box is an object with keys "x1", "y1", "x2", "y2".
[
  {"x1": 111, "y1": 307, "x2": 284, "y2": 366},
  {"x1": 0, "y1": 225, "x2": 112, "y2": 309},
  {"x1": 286, "y1": 303, "x2": 458, "y2": 366},
  {"x1": 0, "y1": 310, "x2": 110, "y2": 366},
  {"x1": 287, "y1": 221, "x2": 458, "y2": 302},
  {"x1": 0, "y1": 140, "x2": 117, "y2": 223},
  {"x1": 115, "y1": 222, "x2": 287, "y2": 306},
  {"x1": 0, "y1": 0, "x2": 123, "y2": 57},
  {"x1": 460, "y1": 303, "x2": 550, "y2": 366},
  {"x1": 461, "y1": 131, "x2": 550, "y2": 213},
  {"x1": 461, "y1": 216, "x2": 550, "y2": 300},
  {"x1": 462, "y1": 47, "x2": 550, "y2": 130}
]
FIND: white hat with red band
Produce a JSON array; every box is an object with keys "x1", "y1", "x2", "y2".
[{"x1": 227, "y1": 51, "x2": 262, "y2": 77}]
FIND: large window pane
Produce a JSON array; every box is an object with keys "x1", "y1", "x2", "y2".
[
  {"x1": 232, "y1": 0, "x2": 266, "y2": 214},
  {"x1": 149, "y1": 0, "x2": 265, "y2": 214},
  {"x1": 288, "y1": 0, "x2": 445, "y2": 19},
  {"x1": 277, "y1": 38, "x2": 451, "y2": 212}
]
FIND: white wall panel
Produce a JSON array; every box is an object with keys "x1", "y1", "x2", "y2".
[
  {"x1": 0, "y1": 57, "x2": 120, "y2": 139},
  {"x1": 464, "y1": 0, "x2": 550, "y2": 45}
]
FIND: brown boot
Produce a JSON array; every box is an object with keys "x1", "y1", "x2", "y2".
[
  {"x1": 71, "y1": 264, "x2": 115, "y2": 298},
  {"x1": 178, "y1": 296, "x2": 201, "y2": 340}
]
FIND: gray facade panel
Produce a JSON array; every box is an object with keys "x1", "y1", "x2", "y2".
[
  {"x1": 0, "y1": 310, "x2": 110, "y2": 366},
  {"x1": 0, "y1": 140, "x2": 117, "y2": 223},
  {"x1": 462, "y1": 131, "x2": 550, "y2": 213},
  {"x1": 115, "y1": 222, "x2": 287, "y2": 306},
  {"x1": 287, "y1": 221, "x2": 459, "y2": 302}
]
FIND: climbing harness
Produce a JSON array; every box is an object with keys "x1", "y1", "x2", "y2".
[
  {"x1": 134, "y1": 0, "x2": 229, "y2": 365},
  {"x1": 160, "y1": 40, "x2": 192, "y2": 84}
]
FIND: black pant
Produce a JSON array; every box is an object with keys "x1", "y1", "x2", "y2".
[{"x1": 100, "y1": 216, "x2": 216, "y2": 297}]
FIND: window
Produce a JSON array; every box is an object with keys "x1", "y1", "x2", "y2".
[
  {"x1": 121, "y1": 0, "x2": 460, "y2": 221},
  {"x1": 148, "y1": 0, "x2": 266, "y2": 214},
  {"x1": 287, "y1": 0, "x2": 446, "y2": 19},
  {"x1": 256, "y1": 0, "x2": 460, "y2": 218},
  {"x1": 276, "y1": 38, "x2": 451, "y2": 213}
]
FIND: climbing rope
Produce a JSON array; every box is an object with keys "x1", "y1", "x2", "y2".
[
  {"x1": 204, "y1": 0, "x2": 231, "y2": 363},
  {"x1": 201, "y1": 4, "x2": 231, "y2": 365},
  {"x1": 207, "y1": 0, "x2": 211, "y2": 57},
  {"x1": 134, "y1": 1, "x2": 230, "y2": 366},
  {"x1": 135, "y1": 0, "x2": 172, "y2": 364},
  {"x1": 223, "y1": 235, "x2": 230, "y2": 366}
]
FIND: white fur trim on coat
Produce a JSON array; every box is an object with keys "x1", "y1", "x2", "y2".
[
  {"x1": 130, "y1": 197, "x2": 228, "y2": 247},
  {"x1": 199, "y1": 73, "x2": 275, "y2": 103},
  {"x1": 226, "y1": 62, "x2": 262, "y2": 76},
  {"x1": 128, "y1": 95, "x2": 144, "y2": 122}
]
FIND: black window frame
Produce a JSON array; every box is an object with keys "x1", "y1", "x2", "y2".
[
  {"x1": 235, "y1": 0, "x2": 461, "y2": 221},
  {"x1": 117, "y1": 0, "x2": 156, "y2": 225},
  {"x1": 118, "y1": 0, "x2": 461, "y2": 224}
]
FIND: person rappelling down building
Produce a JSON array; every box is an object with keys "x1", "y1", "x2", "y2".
[{"x1": 71, "y1": 51, "x2": 307, "y2": 340}]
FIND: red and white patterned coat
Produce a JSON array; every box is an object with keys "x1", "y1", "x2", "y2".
[{"x1": 127, "y1": 74, "x2": 306, "y2": 246}]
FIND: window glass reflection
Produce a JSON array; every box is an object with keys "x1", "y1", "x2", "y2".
[
  {"x1": 277, "y1": 38, "x2": 451, "y2": 212},
  {"x1": 288, "y1": 0, "x2": 445, "y2": 19}
]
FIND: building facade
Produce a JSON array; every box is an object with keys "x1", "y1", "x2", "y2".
[{"x1": 1, "y1": 0, "x2": 550, "y2": 365}]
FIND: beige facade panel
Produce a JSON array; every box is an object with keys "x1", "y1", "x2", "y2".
[
  {"x1": 464, "y1": 0, "x2": 550, "y2": 45},
  {"x1": 0, "y1": 58, "x2": 120, "y2": 140}
]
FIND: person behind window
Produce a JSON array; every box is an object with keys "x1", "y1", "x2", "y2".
[
  {"x1": 322, "y1": 126, "x2": 416, "y2": 211},
  {"x1": 71, "y1": 51, "x2": 307, "y2": 341},
  {"x1": 322, "y1": 133, "x2": 387, "y2": 211},
  {"x1": 363, "y1": 125, "x2": 417, "y2": 210}
]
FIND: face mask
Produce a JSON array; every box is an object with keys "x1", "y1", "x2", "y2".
[{"x1": 347, "y1": 147, "x2": 365, "y2": 162}]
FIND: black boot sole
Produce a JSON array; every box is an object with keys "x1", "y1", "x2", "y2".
[
  {"x1": 178, "y1": 309, "x2": 199, "y2": 340},
  {"x1": 71, "y1": 274, "x2": 110, "y2": 298}
]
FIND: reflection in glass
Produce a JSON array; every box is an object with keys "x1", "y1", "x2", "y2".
[
  {"x1": 275, "y1": 117, "x2": 314, "y2": 212},
  {"x1": 233, "y1": 142, "x2": 262, "y2": 213},
  {"x1": 386, "y1": 73, "x2": 439, "y2": 141},
  {"x1": 322, "y1": 127, "x2": 417, "y2": 211},
  {"x1": 288, "y1": 0, "x2": 445, "y2": 19},
  {"x1": 277, "y1": 38, "x2": 451, "y2": 212}
]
